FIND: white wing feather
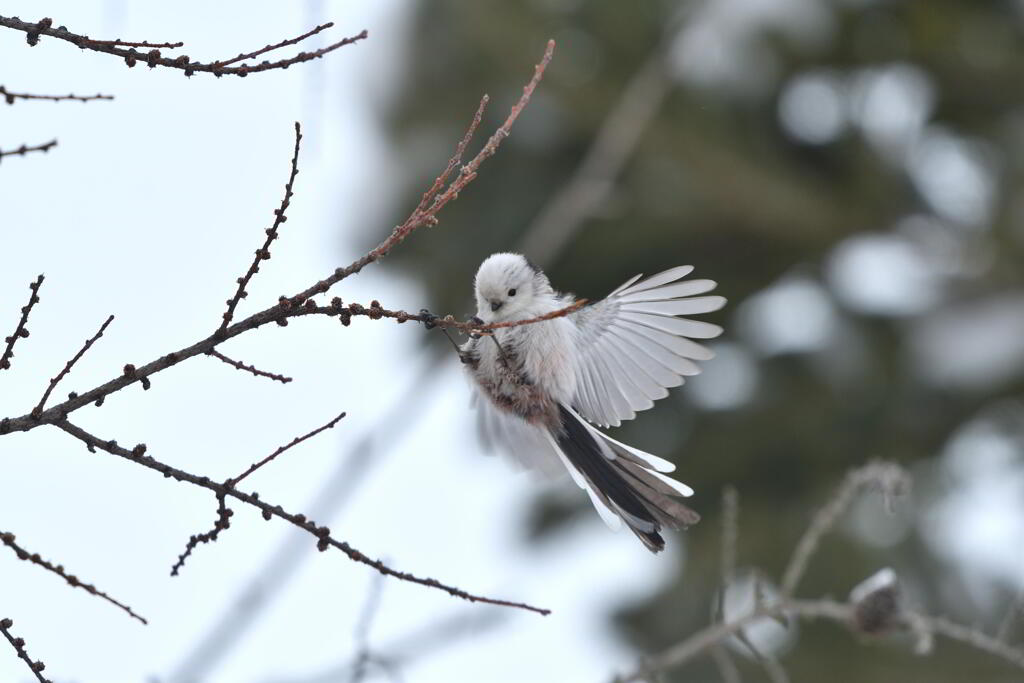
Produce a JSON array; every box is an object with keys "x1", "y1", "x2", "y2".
[{"x1": 570, "y1": 266, "x2": 726, "y2": 427}]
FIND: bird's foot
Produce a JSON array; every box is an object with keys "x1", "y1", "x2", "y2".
[{"x1": 419, "y1": 308, "x2": 439, "y2": 330}]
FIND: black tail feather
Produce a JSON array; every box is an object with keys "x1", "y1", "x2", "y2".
[{"x1": 555, "y1": 405, "x2": 667, "y2": 552}]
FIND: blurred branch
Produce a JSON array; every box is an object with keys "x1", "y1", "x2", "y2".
[
  {"x1": 780, "y1": 461, "x2": 909, "y2": 598},
  {"x1": 0, "y1": 139, "x2": 57, "y2": 162},
  {"x1": 0, "y1": 86, "x2": 112, "y2": 104},
  {"x1": 1, "y1": 274, "x2": 43, "y2": 372},
  {"x1": 349, "y1": 572, "x2": 388, "y2": 683},
  {"x1": 0, "y1": 618, "x2": 48, "y2": 683},
  {"x1": 0, "y1": 530, "x2": 146, "y2": 624},
  {"x1": 0, "y1": 16, "x2": 367, "y2": 78},
  {"x1": 264, "y1": 606, "x2": 508, "y2": 683},
  {"x1": 518, "y1": 52, "x2": 670, "y2": 263},
  {"x1": 997, "y1": 576, "x2": 1024, "y2": 642},
  {"x1": 616, "y1": 463, "x2": 1024, "y2": 681}
]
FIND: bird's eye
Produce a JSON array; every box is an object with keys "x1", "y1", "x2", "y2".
[{"x1": 508, "y1": 288, "x2": 517, "y2": 297}]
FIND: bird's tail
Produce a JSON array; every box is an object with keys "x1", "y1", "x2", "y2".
[{"x1": 545, "y1": 404, "x2": 699, "y2": 553}]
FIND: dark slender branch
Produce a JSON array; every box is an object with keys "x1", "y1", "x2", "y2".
[
  {"x1": 281, "y1": 39, "x2": 555, "y2": 306},
  {"x1": 0, "y1": 530, "x2": 146, "y2": 624},
  {"x1": 1, "y1": 86, "x2": 113, "y2": 104},
  {"x1": 232, "y1": 411, "x2": 346, "y2": 487},
  {"x1": 0, "y1": 139, "x2": 56, "y2": 162},
  {"x1": 1, "y1": 274, "x2": 43, "y2": 372},
  {"x1": 0, "y1": 618, "x2": 49, "y2": 683},
  {"x1": 206, "y1": 349, "x2": 292, "y2": 384},
  {"x1": 53, "y1": 420, "x2": 549, "y2": 616},
  {"x1": 220, "y1": 123, "x2": 302, "y2": 331},
  {"x1": 170, "y1": 494, "x2": 232, "y2": 577},
  {"x1": 171, "y1": 410, "x2": 344, "y2": 575},
  {"x1": 0, "y1": 16, "x2": 366, "y2": 78},
  {"x1": 32, "y1": 314, "x2": 114, "y2": 417},
  {"x1": 213, "y1": 22, "x2": 335, "y2": 67},
  {"x1": 0, "y1": 41, "x2": 556, "y2": 437},
  {"x1": 84, "y1": 38, "x2": 183, "y2": 49}
]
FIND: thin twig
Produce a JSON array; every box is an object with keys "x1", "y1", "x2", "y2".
[
  {"x1": 0, "y1": 618, "x2": 49, "y2": 683},
  {"x1": 0, "y1": 139, "x2": 56, "y2": 162},
  {"x1": 0, "y1": 16, "x2": 366, "y2": 78},
  {"x1": 220, "y1": 122, "x2": 302, "y2": 332},
  {"x1": 923, "y1": 613, "x2": 1024, "y2": 669},
  {"x1": 231, "y1": 411, "x2": 346, "y2": 487},
  {"x1": 206, "y1": 349, "x2": 292, "y2": 384},
  {"x1": 84, "y1": 38, "x2": 183, "y2": 49},
  {"x1": 320, "y1": 298, "x2": 587, "y2": 334},
  {"x1": 0, "y1": 530, "x2": 146, "y2": 624},
  {"x1": 213, "y1": 22, "x2": 335, "y2": 67},
  {"x1": 0, "y1": 86, "x2": 113, "y2": 104},
  {"x1": 32, "y1": 314, "x2": 114, "y2": 417},
  {"x1": 170, "y1": 495, "x2": 232, "y2": 577},
  {"x1": 780, "y1": 461, "x2": 909, "y2": 597},
  {"x1": 53, "y1": 419, "x2": 549, "y2": 616},
  {"x1": 1, "y1": 274, "x2": 43, "y2": 372}
]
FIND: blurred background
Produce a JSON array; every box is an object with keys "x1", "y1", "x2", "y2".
[{"x1": 2, "y1": 1, "x2": 1024, "y2": 681}]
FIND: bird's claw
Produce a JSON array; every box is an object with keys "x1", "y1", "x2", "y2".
[
  {"x1": 469, "y1": 315, "x2": 484, "y2": 339},
  {"x1": 419, "y1": 308, "x2": 439, "y2": 330}
]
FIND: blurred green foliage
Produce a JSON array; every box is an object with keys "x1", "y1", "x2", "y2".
[{"x1": 381, "y1": 1, "x2": 1024, "y2": 680}]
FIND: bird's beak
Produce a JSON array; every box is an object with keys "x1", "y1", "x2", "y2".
[{"x1": 490, "y1": 300, "x2": 503, "y2": 312}]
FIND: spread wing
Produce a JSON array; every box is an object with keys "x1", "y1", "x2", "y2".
[{"x1": 570, "y1": 265, "x2": 726, "y2": 427}]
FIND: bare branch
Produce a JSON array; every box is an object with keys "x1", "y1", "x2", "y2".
[
  {"x1": 922, "y1": 613, "x2": 1024, "y2": 669},
  {"x1": 0, "y1": 41, "x2": 557, "y2": 438},
  {"x1": 213, "y1": 22, "x2": 335, "y2": 68},
  {"x1": 289, "y1": 39, "x2": 555, "y2": 303},
  {"x1": 1, "y1": 86, "x2": 113, "y2": 104},
  {"x1": 1, "y1": 274, "x2": 43, "y2": 372},
  {"x1": 53, "y1": 420, "x2": 549, "y2": 616},
  {"x1": 83, "y1": 38, "x2": 183, "y2": 49},
  {"x1": 0, "y1": 139, "x2": 56, "y2": 162},
  {"x1": 780, "y1": 461, "x2": 909, "y2": 597},
  {"x1": 0, "y1": 618, "x2": 49, "y2": 683},
  {"x1": 0, "y1": 530, "x2": 146, "y2": 624},
  {"x1": 32, "y1": 314, "x2": 114, "y2": 417},
  {"x1": 220, "y1": 122, "x2": 302, "y2": 332},
  {"x1": 170, "y1": 495, "x2": 232, "y2": 577},
  {"x1": 231, "y1": 411, "x2": 346, "y2": 488},
  {"x1": 206, "y1": 349, "x2": 293, "y2": 384},
  {"x1": 616, "y1": 599, "x2": 852, "y2": 682},
  {"x1": 0, "y1": 16, "x2": 366, "y2": 78}
]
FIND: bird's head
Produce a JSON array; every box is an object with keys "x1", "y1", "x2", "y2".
[{"x1": 473, "y1": 253, "x2": 545, "y2": 323}]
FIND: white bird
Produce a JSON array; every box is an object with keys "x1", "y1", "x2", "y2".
[{"x1": 458, "y1": 253, "x2": 726, "y2": 552}]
